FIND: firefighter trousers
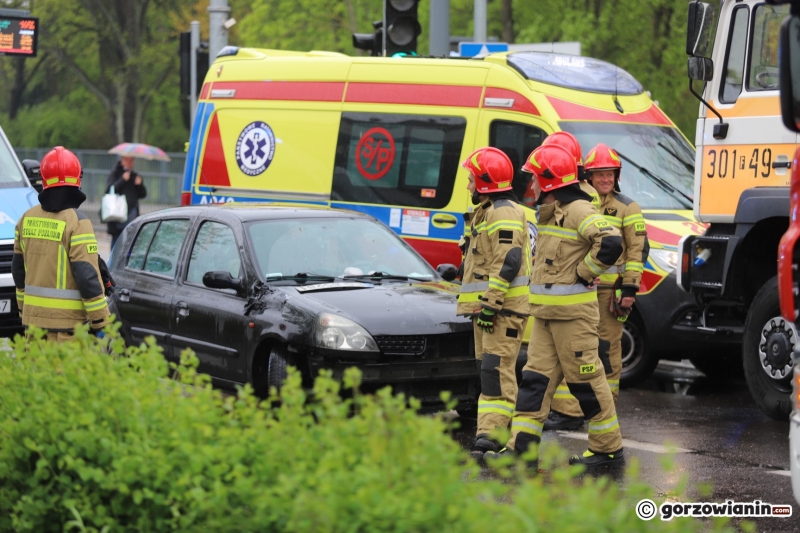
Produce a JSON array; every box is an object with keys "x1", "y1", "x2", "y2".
[
  {"x1": 507, "y1": 316, "x2": 622, "y2": 456},
  {"x1": 549, "y1": 289, "x2": 622, "y2": 417},
  {"x1": 474, "y1": 314, "x2": 527, "y2": 437}
]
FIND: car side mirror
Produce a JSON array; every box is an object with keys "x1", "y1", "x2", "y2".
[
  {"x1": 780, "y1": 15, "x2": 800, "y2": 133},
  {"x1": 203, "y1": 270, "x2": 245, "y2": 293},
  {"x1": 436, "y1": 263, "x2": 458, "y2": 282},
  {"x1": 22, "y1": 159, "x2": 42, "y2": 192}
]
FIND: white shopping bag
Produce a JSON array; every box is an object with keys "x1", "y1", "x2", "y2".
[{"x1": 100, "y1": 186, "x2": 128, "y2": 223}]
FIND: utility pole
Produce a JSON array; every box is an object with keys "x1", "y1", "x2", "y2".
[
  {"x1": 190, "y1": 20, "x2": 199, "y2": 129},
  {"x1": 474, "y1": 0, "x2": 487, "y2": 42},
  {"x1": 208, "y1": 0, "x2": 230, "y2": 61},
  {"x1": 429, "y1": 0, "x2": 450, "y2": 56}
]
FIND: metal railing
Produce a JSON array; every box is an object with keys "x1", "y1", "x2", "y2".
[{"x1": 14, "y1": 148, "x2": 185, "y2": 227}]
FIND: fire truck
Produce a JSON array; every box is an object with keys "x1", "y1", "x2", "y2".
[{"x1": 680, "y1": 0, "x2": 796, "y2": 420}]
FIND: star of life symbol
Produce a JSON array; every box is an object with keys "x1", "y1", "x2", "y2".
[{"x1": 236, "y1": 121, "x2": 275, "y2": 176}]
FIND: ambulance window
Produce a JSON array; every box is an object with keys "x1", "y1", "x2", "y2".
[
  {"x1": 747, "y1": 4, "x2": 788, "y2": 92},
  {"x1": 332, "y1": 113, "x2": 466, "y2": 209},
  {"x1": 489, "y1": 120, "x2": 547, "y2": 201},
  {"x1": 719, "y1": 6, "x2": 749, "y2": 104}
]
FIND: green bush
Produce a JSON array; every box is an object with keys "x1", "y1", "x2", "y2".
[{"x1": 0, "y1": 325, "x2": 735, "y2": 532}]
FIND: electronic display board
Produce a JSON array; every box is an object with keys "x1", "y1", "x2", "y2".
[{"x1": 0, "y1": 15, "x2": 38, "y2": 56}]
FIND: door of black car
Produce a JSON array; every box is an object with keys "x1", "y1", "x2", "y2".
[
  {"x1": 116, "y1": 218, "x2": 192, "y2": 359},
  {"x1": 169, "y1": 220, "x2": 248, "y2": 384}
]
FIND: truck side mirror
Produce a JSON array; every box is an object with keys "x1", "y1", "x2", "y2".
[
  {"x1": 22, "y1": 159, "x2": 42, "y2": 192},
  {"x1": 779, "y1": 15, "x2": 800, "y2": 134},
  {"x1": 686, "y1": 2, "x2": 715, "y2": 58},
  {"x1": 688, "y1": 56, "x2": 714, "y2": 82}
]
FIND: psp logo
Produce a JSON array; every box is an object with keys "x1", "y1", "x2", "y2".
[{"x1": 236, "y1": 121, "x2": 276, "y2": 176}]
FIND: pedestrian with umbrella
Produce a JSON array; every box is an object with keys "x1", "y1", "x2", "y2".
[{"x1": 104, "y1": 143, "x2": 169, "y2": 249}]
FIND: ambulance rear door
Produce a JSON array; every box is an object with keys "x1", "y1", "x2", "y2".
[{"x1": 330, "y1": 60, "x2": 485, "y2": 269}]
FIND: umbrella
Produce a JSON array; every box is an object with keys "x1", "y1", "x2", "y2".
[{"x1": 108, "y1": 142, "x2": 171, "y2": 162}]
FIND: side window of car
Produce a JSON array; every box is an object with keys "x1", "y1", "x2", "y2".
[
  {"x1": 719, "y1": 6, "x2": 750, "y2": 104},
  {"x1": 186, "y1": 221, "x2": 241, "y2": 285},
  {"x1": 127, "y1": 222, "x2": 158, "y2": 270},
  {"x1": 489, "y1": 120, "x2": 547, "y2": 201},
  {"x1": 141, "y1": 219, "x2": 191, "y2": 278}
]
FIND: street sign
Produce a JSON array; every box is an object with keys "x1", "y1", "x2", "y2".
[{"x1": 458, "y1": 42, "x2": 508, "y2": 57}]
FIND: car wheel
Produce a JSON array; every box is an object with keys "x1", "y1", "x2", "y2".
[
  {"x1": 268, "y1": 344, "x2": 295, "y2": 393},
  {"x1": 619, "y1": 313, "x2": 658, "y2": 388},
  {"x1": 743, "y1": 276, "x2": 794, "y2": 421}
]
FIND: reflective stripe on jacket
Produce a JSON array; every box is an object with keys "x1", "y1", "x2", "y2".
[
  {"x1": 12, "y1": 205, "x2": 109, "y2": 331},
  {"x1": 594, "y1": 192, "x2": 649, "y2": 291},
  {"x1": 458, "y1": 195, "x2": 532, "y2": 317},
  {"x1": 530, "y1": 198, "x2": 623, "y2": 321}
]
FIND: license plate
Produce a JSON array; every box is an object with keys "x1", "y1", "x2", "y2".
[{"x1": 0, "y1": 299, "x2": 9, "y2": 314}]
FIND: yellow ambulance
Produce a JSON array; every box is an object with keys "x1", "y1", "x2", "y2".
[{"x1": 182, "y1": 48, "x2": 705, "y2": 385}]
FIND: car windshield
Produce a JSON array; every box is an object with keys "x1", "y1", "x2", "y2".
[
  {"x1": 0, "y1": 130, "x2": 26, "y2": 189},
  {"x1": 559, "y1": 122, "x2": 695, "y2": 209},
  {"x1": 247, "y1": 216, "x2": 437, "y2": 281}
]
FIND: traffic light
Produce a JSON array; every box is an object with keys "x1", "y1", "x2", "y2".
[
  {"x1": 384, "y1": 0, "x2": 421, "y2": 56},
  {"x1": 179, "y1": 32, "x2": 209, "y2": 97},
  {"x1": 352, "y1": 1, "x2": 421, "y2": 57},
  {"x1": 352, "y1": 20, "x2": 383, "y2": 56}
]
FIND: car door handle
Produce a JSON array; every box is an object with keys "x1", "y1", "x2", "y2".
[
  {"x1": 118, "y1": 288, "x2": 131, "y2": 302},
  {"x1": 772, "y1": 161, "x2": 791, "y2": 169},
  {"x1": 176, "y1": 301, "x2": 190, "y2": 317},
  {"x1": 432, "y1": 213, "x2": 458, "y2": 228}
]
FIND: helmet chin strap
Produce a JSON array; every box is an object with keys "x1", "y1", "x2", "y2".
[{"x1": 471, "y1": 191, "x2": 482, "y2": 205}]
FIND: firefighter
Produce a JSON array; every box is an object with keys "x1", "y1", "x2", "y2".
[
  {"x1": 543, "y1": 143, "x2": 650, "y2": 431},
  {"x1": 457, "y1": 147, "x2": 532, "y2": 461},
  {"x1": 11, "y1": 146, "x2": 110, "y2": 342},
  {"x1": 485, "y1": 144, "x2": 625, "y2": 469},
  {"x1": 521, "y1": 131, "x2": 600, "y2": 211}
]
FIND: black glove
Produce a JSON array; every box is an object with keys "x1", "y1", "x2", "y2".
[
  {"x1": 98, "y1": 256, "x2": 115, "y2": 296},
  {"x1": 476, "y1": 309, "x2": 496, "y2": 333},
  {"x1": 577, "y1": 273, "x2": 595, "y2": 288}
]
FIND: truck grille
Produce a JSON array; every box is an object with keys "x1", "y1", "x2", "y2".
[
  {"x1": 0, "y1": 244, "x2": 13, "y2": 274},
  {"x1": 375, "y1": 332, "x2": 473, "y2": 359}
]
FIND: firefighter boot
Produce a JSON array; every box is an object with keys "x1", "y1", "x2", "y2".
[
  {"x1": 470, "y1": 433, "x2": 501, "y2": 462},
  {"x1": 543, "y1": 409, "x2": 584, "y2": 431},
  {"x1": 569, "y1": 448, "x2": 625, "y2": 469},
  {"x1": 484, "y1": 447, "x2": 539, "y2": 471}
]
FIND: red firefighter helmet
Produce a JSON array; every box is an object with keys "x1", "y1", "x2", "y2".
[
  {"x1": 525, "y1": 144, "x2": 578, "y2": 194},
  {"x1": 461, "y1": 147, "x2": 514, "y2": 193},
  {"x1": 584, "y1": 142, "x2": 622, "y2": 191},
  {"x1": 541, "y1": 131, "x2": 583, "y2": 167},
  {"x1": 40, "y1": 146, "x2": 83, "y2": 189}
]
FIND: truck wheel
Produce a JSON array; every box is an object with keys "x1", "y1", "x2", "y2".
[
  {"x1": 619, "y1": 313, "x2": 658, "y2": 388},
  {"x1": 743, "y1": 276, "x2": 795, "y2": 421}
]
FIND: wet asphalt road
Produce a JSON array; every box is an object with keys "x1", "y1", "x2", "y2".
[{"x1": 452, "y1": 362, "x2": 800, "y2": 531}]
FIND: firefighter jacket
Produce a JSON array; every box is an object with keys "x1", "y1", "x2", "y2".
[
  {"x1": 580, "y1": 180, "x2": 600, "y2": 211},
  {"x1": 595, "y1": 192, "x2": 650, "y2": 293},
  {"x1": 457, "y1": 193, "x2": 532, "y2": 317},
  {"x1": 530, "y1": 198, "x2": 624, "y2": 321},
  {"x1": 11, "y1": 205, "x2": 110, "y2": 331}
]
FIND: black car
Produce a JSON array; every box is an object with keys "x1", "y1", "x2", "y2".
[{"x1": 108, "y1": 204, "x2": 477, "y2": 408}]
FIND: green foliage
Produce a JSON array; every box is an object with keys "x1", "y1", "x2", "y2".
[{"x1": 0, "y1": 324, "x2": 733, "y2": 532}]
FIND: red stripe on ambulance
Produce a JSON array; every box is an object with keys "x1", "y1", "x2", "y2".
[
  {"x1": 345, "y1": 83, "x2": 482, "y2": 107},
  {"x1": 547, "y1": 96, "x2": 673, "y2": 126},
  {"x1": 199, "y1": 114, "x2": 231, "y2": 187}
]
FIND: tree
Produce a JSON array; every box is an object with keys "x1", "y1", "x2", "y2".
[{"x1": 36, "y1": 0, "x2": 192, "y2": 144}]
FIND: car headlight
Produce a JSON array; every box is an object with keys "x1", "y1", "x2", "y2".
[
  {"x1": 315, "y1": 313, "x2": 379, "y2": 352},
  {"x1": 649, "y1": 248, "x2": 678, "y2": 273}
]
